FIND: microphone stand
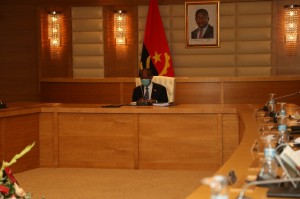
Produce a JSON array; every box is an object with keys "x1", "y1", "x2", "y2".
[
  {"x1": 237, "y1": 150, "x2": 300, "y2": 199},
  {"x1": 236, "y1": 177, "x2": 300, "y2": 199},
  {"x1": 274, "y1": 91, "x2": 300, "y2": 100},
  {"x1": 263, "y1": 91, "x2": 300, "y2": 121},
  {"x1": 264, "y1": 91, "x2": 300, "y2": 110}
]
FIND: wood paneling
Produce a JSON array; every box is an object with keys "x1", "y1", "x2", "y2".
[
  {"x1": 40, "y1": 77, "x2": 300, "y2": 105},
  {"x1": 39, "y1": 113, "x2": 56, "y2": 167},
  {"x1": 139, "y1": 113, "x2": 221, "y2": 170},
  {"x1": 38, "y1": 103, "x2": 239, "y2": 170},
  {"x1": 122, "y1": 82, "x2": 136, "y2": 103},
  {"x1": 39, "y1": 6, "x2": 72, "y2": 78},
  {"x1": 0, "y1": 6, "x2": 39, "y2": 103},
  {"x1": 58, "y1": 113, "x2": 136, "y2": 168},
  {"x1": 2, "y1": 113, "x2": 39, "y2": 172},
  {"x1": 1, "y1": 1, "x2": 300, "y2": 104},
  {"x1": 0, "y1": 0, "x2": 263, "y2": 6},
  {"x1": 103, "y1": 6, "x2": 138, "y2": 77},
  {"x1": 222, "y1": 114, "x2": 240, "y2": 163},
  {"x1": 40, "y1": 82, "x2": 121, "y2": 104},
  {"x1": 0, "y1": 103, "x2": 240, "y2": 171},
  {"x1": 223, "y1": 81, "x2": 300, "y2": 104},
  {"x1": 176, "y1": 82, "x2": 221, "y2": 104}
]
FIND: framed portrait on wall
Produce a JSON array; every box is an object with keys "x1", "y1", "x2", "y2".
[{"x1": 185, "y1": 1, "x2": 220, "y2": 47}]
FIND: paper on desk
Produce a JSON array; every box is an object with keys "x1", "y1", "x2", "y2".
[{"x1": 153, "y1": 102, "x2": 169, "y2": 107}]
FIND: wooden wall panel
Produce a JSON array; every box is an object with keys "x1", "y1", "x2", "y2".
[
  {"x1": 175, "y1": 82, "x2": 221, "y2": 104},
  {"x1": 40, "y1": 82, "x2": 121, "y2": 104},
  {"x1": 103, "y1": 6, "x2": 139, "y2": 77},
  {"x1": 0, "y1": 6, "x2": 39, "y2": 103},
  {"x1": 122, "y1": 82, "x2": 136, "y2": 103},
  {"x1": 223, "y1": 81, "x2": 300, "y2": 104},
  {"x1": 40, "y1": 77, "x2": 300, "y2": 105},
  {"x1": 39, "y1": 6, "x2": 73, "y2": 78}
]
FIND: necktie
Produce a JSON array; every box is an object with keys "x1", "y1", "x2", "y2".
[
  {"x1": 144, "y1": 87, "x2": 149, "y2": 100},
  {"x1": 199, "y1": 28, "x2": 203, "y2": 38}
]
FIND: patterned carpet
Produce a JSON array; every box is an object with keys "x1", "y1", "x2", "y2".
[{"x1": 14, "y1": 168, "x2": 214, "y2": 199}]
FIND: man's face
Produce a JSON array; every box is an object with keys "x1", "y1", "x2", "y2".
[
  {"x1": 195, "y1": 13, "x2": 209, "y2": 28},
  {"x1": 140, "y1": 70, "x2": 152, "y2": 87},
  {"x1": 140, "y1": 70, "x2": 152, "y2": 80}
]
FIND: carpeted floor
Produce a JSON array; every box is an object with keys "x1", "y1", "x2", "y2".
[{"x1": 14, "y1": 168, "x2": 214, "y2": 199}]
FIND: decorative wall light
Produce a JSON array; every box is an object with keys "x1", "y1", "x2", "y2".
[
  {"x1": 114, "y1": 10, "x2": 127, "y2": 45},
  {"x1": 48, "y1": 11, "x2": 62, "y2": 59},
  {"x1": 284, "y1": 5, "x2": 300, "y2": 55}
]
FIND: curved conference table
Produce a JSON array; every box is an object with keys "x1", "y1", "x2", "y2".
[{"x1": 186, "y1": 103, "x2": 300, "y2": 199}]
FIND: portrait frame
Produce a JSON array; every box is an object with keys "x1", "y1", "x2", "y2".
[{"x1": 185, "y1": 1, "x2": 220, "y2": 48}]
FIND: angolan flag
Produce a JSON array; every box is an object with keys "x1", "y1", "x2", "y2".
[{"x1": 140, "y1": 0, "x2": 174, "y2": 77}]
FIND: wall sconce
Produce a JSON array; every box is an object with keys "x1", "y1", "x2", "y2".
[
  {"x1": 284, "y1": 5, "x2": 300, "y2": 55},
  {"x1": 114, "y1": 10, "x2": 127, "y2": 45},
  {"x1": 48, "y1": 11, "x2": 62, "y2": 59}
]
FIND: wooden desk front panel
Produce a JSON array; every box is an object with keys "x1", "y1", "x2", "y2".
[
  {"x1": 139, "y1": 113, "x2": 220, "y2": 170},
  {"x1": 139, "y1": 113, "x2": 239, "y2": 170},
  {"x1": 2, "y1": 113, "x2": 39, "y2": 172},
  {"x1": 57, "y1": 113, "x2": 137, "y2": 169},
  {"x1": 38, "y1": 104, "x2": 239, "y2": 170},
  {"x1": 39, "y1": 112, "x2": 56, "y2": 167}
]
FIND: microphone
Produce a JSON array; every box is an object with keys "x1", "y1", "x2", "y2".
[
  {"x1": 264, "y1": 91, "x2": 300, "y2": 110},
  {"x1": 237, "y1": 151, "x2": 300, "y2": 199},
  {"x1": 0, "y1": 99, "x2": 7, "y2": 109},
  {"x1": 236, "y1": 177, "x2": 300, "y2": 199},
  {"x1": 274, "y1": 91, "x2": 300, "y2": 100}
]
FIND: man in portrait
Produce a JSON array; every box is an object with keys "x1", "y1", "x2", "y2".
[{"x1": 191, "y1": 8, "x2": 214, "y2": 39}]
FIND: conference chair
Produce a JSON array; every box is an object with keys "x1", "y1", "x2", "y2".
[{"x1": 135, "y1": 76, "x2": 176, "y2": 103}]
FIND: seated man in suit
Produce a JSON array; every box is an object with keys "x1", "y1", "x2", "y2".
[
  {"x1": 132, "y1": 68, "x2": 168, "y2": 103},
  {"x1": 191, "y1": 8, "x2": 214, "y2": 39}
]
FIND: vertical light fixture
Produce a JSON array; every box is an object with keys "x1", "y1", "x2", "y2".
[
  {"x1": 114, "y1": 10, "x2": 127, "y2": 45},
  {"x1": 48, "y1": 11, "x2": 62, "y2": 59},
  {"x1": 284, "y1": 5, "x2": 300, "y2": 56}
]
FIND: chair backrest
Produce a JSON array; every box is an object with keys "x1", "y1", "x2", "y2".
[{"x1": 135, "y1": 76, "x2": 176, "y2": 103}]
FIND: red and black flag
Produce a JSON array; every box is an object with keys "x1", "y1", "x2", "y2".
[{"x1": 140, "y1": 0, "x2": 174, "y2": 77}]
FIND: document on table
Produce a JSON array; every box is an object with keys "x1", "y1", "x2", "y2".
[{"x1": 152, "y1": 102, "x2": 170, "y2": 107}]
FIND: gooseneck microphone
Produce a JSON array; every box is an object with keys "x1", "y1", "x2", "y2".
[
  {"x1": 262, "y1": 90, "x2": 300, "y2": 118},
  {"x1": 237, "y1": 149, "x2": 300, "y2": 199},
  {"x1": 236, "y1": 177, "x2": 300, "y2": 199},
  {"x1": 274, "y1": 91, "x2": 300, "y2": 100}
]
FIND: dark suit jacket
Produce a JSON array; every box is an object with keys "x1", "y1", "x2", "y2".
[
  {"x1": 191, "y1": 24, "x2": 214, "y2": 39},
  {"x1": 132, "y1": 83, "x2": 168, "y2": 103}
]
